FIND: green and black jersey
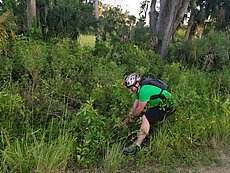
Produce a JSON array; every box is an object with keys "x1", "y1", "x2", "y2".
[{"x1": 135, "y1": 85, "x2": 172, "y2": 107}]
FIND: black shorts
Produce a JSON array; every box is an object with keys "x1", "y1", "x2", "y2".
[{"x1": 143, "y1": 106, "x2": 173, "y2": 125}]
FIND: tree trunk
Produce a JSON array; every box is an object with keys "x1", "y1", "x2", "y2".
[
  {"x1": 27, "y1": 0, "x2": 37, "y2": 29},
  {"x1": 184, "y1": 0, "x2": 197, "y2": 40},
  {"x1": 149, "y1": 0, "x2": 158, "y2": 34},
  {"x1": 216, "y1": 6, "x2": 226, "y2": 30},
  {"x1": 149, "y1": 0, "x2": 190, "y2": 60},
  {"x1": 184, "y1": 14, "x2": 194, "y2": 40}
]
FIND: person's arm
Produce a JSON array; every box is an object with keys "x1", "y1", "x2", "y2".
[
  {"x1": 129, "y1": 100, "x2": 138, "y2": 115},
  {"x1": 121, "y1": 100, "x2": 147, "y2": 128},
  {"x1": 121, "y1": 100, "x2": 138, "y2": 128},
  {"x1": 132, "y1": 101, "x2": 147, "y2": 117}
]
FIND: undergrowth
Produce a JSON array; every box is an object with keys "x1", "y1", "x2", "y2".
[{"x1": 0, "y1": 36, "x2": 229, "y2": 172}]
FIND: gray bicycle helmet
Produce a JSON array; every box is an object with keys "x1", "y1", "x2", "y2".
[{"x1": 125, "y1": 73, "x2": 141, "y2": 87}]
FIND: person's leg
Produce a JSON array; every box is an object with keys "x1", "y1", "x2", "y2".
[
  {"x1": 123, "y1": 115, "x2": 150, "y2": 155},
  {"x1": 135, "y1": 115, "x2": 150, "y2": 146},
  {"x1": 123, "y1": 107, "x2": 169, "y2": 155}
]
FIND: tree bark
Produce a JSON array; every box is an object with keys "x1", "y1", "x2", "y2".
[
  {"x1": 27, "y1": 0, "x2": 37, "y2": 28},
  {"x1": 173, "y1": 1, "x2": 190, "y2": 33},
  {"x1": 184, "y1": 0, "x2": 197, "y2": 40},
  {"x1": 149, "y1": 0, "x2": 158, "y2": 34},
  {"x1": 149, "y1": 0, "x2": 190, "y2": 60}
]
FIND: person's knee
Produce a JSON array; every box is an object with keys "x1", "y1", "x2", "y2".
[
  {"x1": 139, "y1": 115, "x2": 150, "y2": 134},
  {"x1": 138, "y1": 128, "x2": 148, "y2": 136},
  {"x1": 141, "y1": 115, "x2": 150, "y2": 126}
]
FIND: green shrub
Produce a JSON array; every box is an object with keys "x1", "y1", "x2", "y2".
[
  {"x1": 0, "y1": 91, "x2": 24, "y2": 115},
  {"x1": 110, "y1": 43, "x2": 163, "y2": 77},
  {"x1": 0, "y1": 91, "x2": 27, "y2": 141},
  {"x1": 71, "y1": 99, "x2": 109, "y2": 167},
  {"x1": 169, "y1": 30, "x2": 230, "y2": 71}
]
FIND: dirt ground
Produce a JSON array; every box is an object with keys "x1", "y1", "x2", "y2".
[
  {"x1": 180, "y1": 149, "x2": 230, "y2": 173},
  {"x1": 139, "y1": 148, "x2": 230, "y2": 173},
  {"x1": 180, "y1": 153, "x2": 230, "y2": 173}
]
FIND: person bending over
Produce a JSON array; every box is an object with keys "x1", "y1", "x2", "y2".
[{"x1": 121, "y1": 73, "x2": 175, "y2": 155}]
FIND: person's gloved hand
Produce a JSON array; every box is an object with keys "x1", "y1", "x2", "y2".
[
  {"x1": 128, "y1": 116, "x2": 136, "y2": 123},
  {"x1": 121, "y1": 116, "x2": 136, "y2": 128},
  {"x1": 121, "y1": 117, "x2": 129, "y2": 128}
]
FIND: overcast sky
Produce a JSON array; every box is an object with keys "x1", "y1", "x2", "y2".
[{"x1": 102, "y1": 0, "x2": 145, "y2": 18}]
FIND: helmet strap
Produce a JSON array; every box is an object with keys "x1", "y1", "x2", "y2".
[{"x1": 133, "y1": 82, "x2": 139, "y2": 89}]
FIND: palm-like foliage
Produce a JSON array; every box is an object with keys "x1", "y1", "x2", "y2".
[
  {"x1": 1, "y1": 0, "x2": 96, "y2": 39},
  {"x1": 0, "y1": 11, "x2": 16, "y2": 53},
  {"x1": 44, "y1": 0, "x2": 96, "y2": 39}
]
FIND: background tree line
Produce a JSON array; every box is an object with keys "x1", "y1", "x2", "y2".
[{"x1": 0, "y1": 0, "x2": 229, "y2": 60}]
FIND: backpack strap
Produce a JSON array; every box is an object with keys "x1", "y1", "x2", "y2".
[
  {"x1": 150, "y1": 89, "x2": 166, "y2": 100},
  {"x1": 138, "y1": 85, "x2": 166, "y2": 101}
]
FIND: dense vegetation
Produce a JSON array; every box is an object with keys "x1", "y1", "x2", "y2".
[
  {"x1": 0, "y1": 0, "x2": 229, "y2": 172},
  {"x1": 0, "y1": 31, "x2": 229, "y2": 172}
]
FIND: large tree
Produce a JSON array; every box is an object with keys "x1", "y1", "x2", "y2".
[
  {"x1": 184, "y1": 0, "x2": 197, "y2": 41},
  {"x1": 27, "y1": 0, "x2": 37, "y2": 28},
  {"x1": 149, "y1": 0, "x2": 190, "y2": 60},
  {"x1": 99, "y1": 4, "x2": 133, "y2": 41}
]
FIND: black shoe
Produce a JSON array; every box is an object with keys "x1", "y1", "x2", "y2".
[{"x1": 123, "y1": 144, "x2": 140, "y2": 155}]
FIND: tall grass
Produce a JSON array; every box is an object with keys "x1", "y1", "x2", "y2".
[
  {"x1": 1, "y1": 129, "x2": 74, "y2": 173},
  {"x1": 101, "y1": 143, "x2": 124, "y2": 173}
]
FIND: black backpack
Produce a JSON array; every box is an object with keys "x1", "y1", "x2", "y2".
[
  {"x1": 139, "y1": 78, "x2": 168, "y2": 100},
  {"x1": 140, "y1": 78, "x2": 168, "y2": 90}
]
